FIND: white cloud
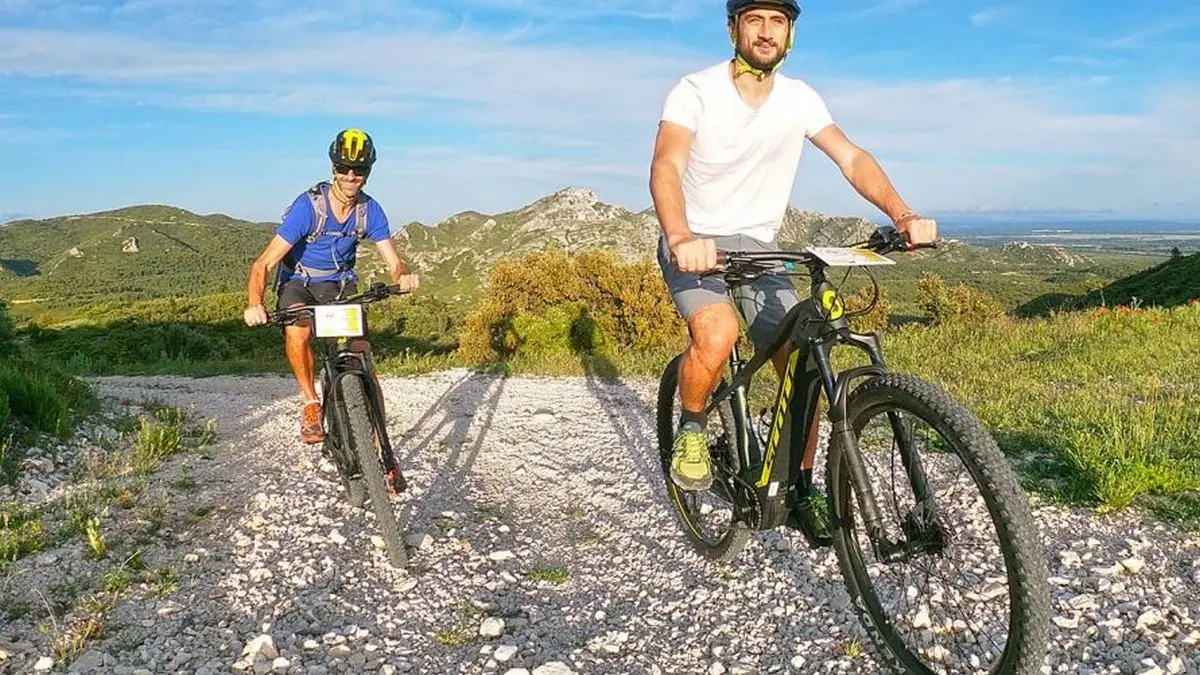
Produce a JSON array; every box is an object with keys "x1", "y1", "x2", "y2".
[
  {"x1": 1104, "y1": 16, "x2": 1200, "y2": 49},
  {"x1": 1, "y1": 4, "x2": 1198, "y2": 219},
  {"x1": 970, "y1": 5, "x2": 1010, "y2": 27},
  {"x1": 0, "y1": 27, "x2": 696, "y2": 130}
]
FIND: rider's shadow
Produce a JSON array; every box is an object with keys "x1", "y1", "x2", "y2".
[{"x1": 389, "y1": 370, "x2": 506, "y2": 539}]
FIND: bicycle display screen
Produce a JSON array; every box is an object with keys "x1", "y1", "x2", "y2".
[{"x1": 312, "y1": 304, "x2": 365, "y2": 338}]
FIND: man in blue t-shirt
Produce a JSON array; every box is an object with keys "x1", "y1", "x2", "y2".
[{"x1": 243, "y1": 128, "x2": 419, "y2": 443}]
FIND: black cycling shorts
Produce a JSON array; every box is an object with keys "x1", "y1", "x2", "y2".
[
  {"x1": 275, "y1": 279, "x2": 358, "y2": 310},
  {"x1": 275, "y1": 279, "x2": 358, "y2": 329}
]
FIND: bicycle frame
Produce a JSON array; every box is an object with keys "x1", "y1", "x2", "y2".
[
  {"x1": 703, "y1": 260, "x2": 938, "y2": 555},
  {"x1": 270, "y1": 284, "x2": 402, "y2": 485},
  {"x1": 319, "y1": 336, "x2": 393, "y2": 477}
]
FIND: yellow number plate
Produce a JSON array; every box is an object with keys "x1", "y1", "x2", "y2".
[{"x1": 313, "y1": 304, "x2": 364, "y2": 338}]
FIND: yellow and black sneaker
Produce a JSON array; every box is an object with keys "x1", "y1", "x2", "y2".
[{"x1": 669, "y1": 423, "x2": 713, "y2": 491}]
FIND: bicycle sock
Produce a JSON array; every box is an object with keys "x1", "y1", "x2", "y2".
[{"x1": 679, "y1": 410, "x2": 707, "y2": 431}]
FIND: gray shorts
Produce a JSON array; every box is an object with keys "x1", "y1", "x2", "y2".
[{"x1": 657, "y1": 234, "x2": 818, "y2": 353}]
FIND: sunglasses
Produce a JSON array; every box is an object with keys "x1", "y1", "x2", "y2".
[{"x1": 334, "y1": 164, "x2": 370, "y2": 176}]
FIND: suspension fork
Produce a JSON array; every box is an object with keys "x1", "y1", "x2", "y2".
[
  {"x1": 815, "y1": 333, "x2": 942, "y2": 559},
  {"x1": 857, "y1": 338, "x2": 940, "y2": 525},
  {"x1": 811, "y1": 337, "x2": 893, "y2": 557},
  {"x1": 333, "y1": 345, "x2": 394, "y2": 462}
]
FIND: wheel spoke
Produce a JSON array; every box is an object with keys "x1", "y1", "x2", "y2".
[{"x1": 828, "y1": 374, "x2": 1049, "y2": 674}]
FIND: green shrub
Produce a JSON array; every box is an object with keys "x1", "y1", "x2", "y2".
[
  {"x1": 0, "y1": 364, "x2": 69, "y2": 437},
  {"x1": 373, "y1": 295, "x2": 464, "y2": 345},
  {"x1": 459, "y1": 249, "x2": 685, "y2": 363},
  {"x1": 845, "y1": 284, "x2": 892, "y2": 334},
  {"x1": 916, "y1": 273, "x2": 1006, "y2": 326},
  {"x1": 0, "y1": 302, "x2": 16, "y2": 358},
  {"x1": 499, "y1": 302, "x2": 609, "y2": 360}
]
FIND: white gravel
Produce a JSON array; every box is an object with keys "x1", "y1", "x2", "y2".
[{"x1": 0, "y1": 368, "x2": 1197, "y2": 674}]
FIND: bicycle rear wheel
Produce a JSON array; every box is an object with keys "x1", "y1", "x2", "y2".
[
  {"x1": 656, "y1": 353, "x2": 755, "y2": 562},
  {"x1": 340, "y1": 375, "x2": 408, "y2": 569},
  {"x1": 826, "y1": 373, "x2": 1049, "y2": 674}
]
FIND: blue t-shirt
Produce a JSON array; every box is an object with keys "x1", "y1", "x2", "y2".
[{"x1": 276, "y1": 185, "x2": 391, "y2": 283}]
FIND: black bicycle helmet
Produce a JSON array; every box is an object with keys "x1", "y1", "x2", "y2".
[
  {"x1": 328, "y1": 128, "x2": 377, "y2": 169},
  {"x1": 726, "y1": 0, "x2": 800, "y2": 21}
]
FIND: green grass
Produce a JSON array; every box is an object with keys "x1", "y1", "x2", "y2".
[
  {"x1": 0, "y1": 433, "x2": 21, "y2": 487},
  {"x1": 434, "y1": 600, "x2": 487, "y2": 647},
  {"x1": 133, "y1": 417, "x2": 184, "y2": 475},
  {"x1": 0, "y1": 503, "x2": 47, "y2": 570},
  {"x1": 876, "y1": 302, "x2": 1200, "y2": 520},
  {"x1": 0, "y1": 364, "x2": 71, "y2": 437},
  {"x1": 527, "y1": 566, "x2": 570, "y2": 584}
]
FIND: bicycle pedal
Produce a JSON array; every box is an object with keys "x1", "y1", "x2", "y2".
[{"x1": 786, "y1": 500, "x2": 833, "y2": 548}]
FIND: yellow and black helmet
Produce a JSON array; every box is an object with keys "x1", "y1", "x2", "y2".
[{"x1": 328, "y1": 128, "x2": 377, "y2": 169}]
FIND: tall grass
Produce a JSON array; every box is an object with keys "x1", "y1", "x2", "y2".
[
  {"x1": 879, "y1": 302, "x2": 1200, "y2": 517},
  {"x1": 0, "y1": 365, "x2": 70, "y2": 437},
  {"x1": 0, "y1": 300, "x2": 93, "y2": 484}
]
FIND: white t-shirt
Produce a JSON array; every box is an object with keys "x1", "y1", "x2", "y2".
[{"x1": 660, "y1": 60, "x2": 835, "y2": 243}]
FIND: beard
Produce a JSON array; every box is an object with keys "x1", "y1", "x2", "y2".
[{"x1": 735, "y1": 38, "x2": 787, "y2": 72}]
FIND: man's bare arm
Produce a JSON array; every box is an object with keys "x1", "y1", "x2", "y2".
[
  {"x1": 649, "y1": 121, "x2": 696, "y2": 249},
  {"x1": 810, "y1": 124, "x2": 915, "y2": 222},
  {"x1": 247, "y1": 235, "x2": 294, "y2": 308},
  {"x1": 374, "y1": 238, "x2": 409, "y2": 282}
]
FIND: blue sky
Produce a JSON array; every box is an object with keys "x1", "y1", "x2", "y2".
[{"x1": 1, "y1": 0, "x2": 1198, "y2": 225}]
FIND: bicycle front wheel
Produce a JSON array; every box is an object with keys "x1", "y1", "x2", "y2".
[
  {"x1": 826, "y1": 373, "x2": 1049, "y2": 674},
  {"x1": 341, "y1": 375, "x2": 408, "y2": 569}
]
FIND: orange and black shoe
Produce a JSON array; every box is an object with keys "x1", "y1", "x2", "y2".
[
  {"x1": 300, "y1": 400, "x2": 326, "y2": 444},
  {"x1": 387, "y1": 466, "x2": 408, "y2": 494}
]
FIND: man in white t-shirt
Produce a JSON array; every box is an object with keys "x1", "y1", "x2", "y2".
[{"x1": 651, "y1": 0, "x2": 937, "y2": 496}]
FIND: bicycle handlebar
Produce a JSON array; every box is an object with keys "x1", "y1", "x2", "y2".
[
  {"x1": 265, "y1": 282, "x2": 411, "y2": 326},
  {"x1": 704, "y1": 226, "x2": 937, "y2": 278}
]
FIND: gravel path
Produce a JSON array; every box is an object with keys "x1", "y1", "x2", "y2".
[{"x1": 1, "y1": 369, "x2": 1197, "y2": 674}]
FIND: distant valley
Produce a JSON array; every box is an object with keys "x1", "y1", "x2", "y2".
[{"x1": 0, "y1": 187, "x2": 1184, "y2": 320}]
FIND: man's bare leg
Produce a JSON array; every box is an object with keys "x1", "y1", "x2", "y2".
[
  {"x1": 671, "y1": 303, "x2": 740, "y2": 490},
  {"x1": 284, "y1": 326, "x2": 318, "y2": 401},
  {"x1": 284, "y1": 313, "x2": 323, "y2": 443},
  {"x1": 678, "y1": 303, "x2": 741, "y2": 416}
]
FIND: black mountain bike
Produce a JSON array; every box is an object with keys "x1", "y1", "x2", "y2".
[
  {"x1": 656, "y1": 228, "x2": 1050, "y2": 674},
  {"x1": 268, "y1": 281, "x2": 410, "y2": 569}
]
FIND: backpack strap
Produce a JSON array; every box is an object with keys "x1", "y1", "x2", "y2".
[
  {"x1": 305, "y1": 182, "x2": 370, "y2": 242},
  {"x1": 303, "y1": 182, "x2": 330, "y2": 244},
  {"x1": 354, "y1": 191, "x2": 370, "y2": 240}
]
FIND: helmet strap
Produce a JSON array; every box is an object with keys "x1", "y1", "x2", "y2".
[
  {"x1": 730, "y1": 21, "x2": 795, "y2": 81},
  {"x1": 329, "y1": 177, "x2": 355, "y2": 205}
]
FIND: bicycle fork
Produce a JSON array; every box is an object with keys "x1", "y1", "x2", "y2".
[
  {"x1": 814, "y1": 335, "x2": 944, "y2": 563},
  {"x1": 360, "y1": 370, "x2": 407, "y2": 494}
]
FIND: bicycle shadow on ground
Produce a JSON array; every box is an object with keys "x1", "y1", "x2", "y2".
[
  {"x1": 415, "y1": 340, "x2": 843, "y2": 672},
  {"x1": 47, "y1": 372, "x2": 529, "y2": 674},
  {"x1": 386, "y1": 369, "x2": 507, "y2": 548}
]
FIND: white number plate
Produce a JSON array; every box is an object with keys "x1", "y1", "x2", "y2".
[
  {"x1": 806, "y1": 246, "x2": 896, "y2": 267},
  {"x1": 312, "y1": 304, "x2": 364, "y2": 338}
]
